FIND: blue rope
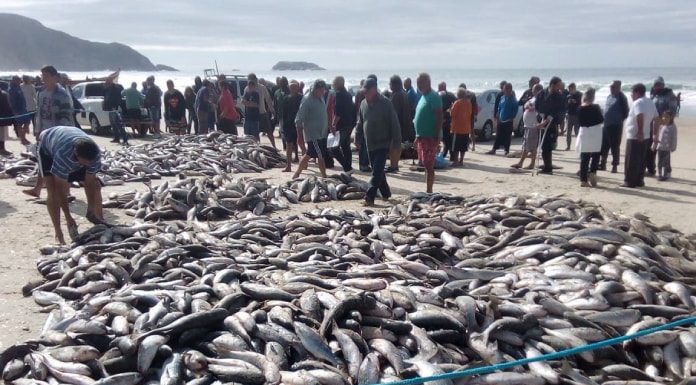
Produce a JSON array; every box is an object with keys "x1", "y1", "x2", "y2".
[
  {"x1": 1, "y1": 111, "x2": 35, "y2": 119},
  {"x1": 368, "y1": 315, "x2": 696, "y2": 385},
  {"x1": 1, "y1": 109, "x2": 86, "y2": 120}
]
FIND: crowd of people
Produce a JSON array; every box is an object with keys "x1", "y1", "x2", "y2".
[{"x1": 0, "y1": 66, "x2": 683, "y2": 212}]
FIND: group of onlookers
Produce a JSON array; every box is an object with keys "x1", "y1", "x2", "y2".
[
  {"x1": 0, "y1": 66, "x2": 682, "y2": 204},
  {"x1": 501, "y1": 76, "x2": 678, "y2": 186}
]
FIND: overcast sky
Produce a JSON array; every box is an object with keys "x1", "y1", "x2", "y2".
[{"x1": 6, "y1": 0, "x2": 696, "y2": 72}]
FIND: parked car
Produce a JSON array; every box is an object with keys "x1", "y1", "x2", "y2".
[
  {"x1": 71, "y1": 81, "x2": 151, "y2": 135},
  {"x1": 473, "y1": 89, "x2": 524, "y2": 141}
]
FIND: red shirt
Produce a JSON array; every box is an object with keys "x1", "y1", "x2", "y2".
[{"x1": 219, "y1": 89, "x2": 238, "y2": 121}]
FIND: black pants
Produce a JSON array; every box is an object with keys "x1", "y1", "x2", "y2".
[
  {"x1": 645, "y1": 138, "x2": 657, "y2": 174},
  {"x1": 658, "y1": 150, "x2": 671, "y2": 176},
  {"x1": 366, "y1": 149, "x2": 390, "y2": 201},
  {"x1": 492, "y1": 120, "x2": 513, "y2": 153},
  {"x1": 601, "y1": 123, "x2": 622, "y2": 167},
  {"x1": 566, "y1": 114, "x2": 580, "y2": 149},
  {"x1": 358, "y1": 135, "x2": 370, "y2": 169},
  {"x1": 441, "y1": 126, "x2": 453, "y2": 158},
  {"x1": 541, "y1": 124, "x2": 558, "y2": 172},
  {"x1": 624, "y1": 139, "x2": 647, "y2": 187},
  {"x1": 579, "y1": 152, "x2": 600, "y2": 182},
  {"x1": 331, "y1": 128, "x2": 353, "y2": 172}
]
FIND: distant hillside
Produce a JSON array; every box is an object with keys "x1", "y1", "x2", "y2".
[
  {"x1": 0, "y1": 13, "x2": 174, "y2": 71},
  {"x1": 272, "y1": 61, "x2": 325, "y2": 71}
]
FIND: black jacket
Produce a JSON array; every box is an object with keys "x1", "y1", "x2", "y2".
[{"x1": 103, "y1": 83, "x2": 124, "y2": 111}]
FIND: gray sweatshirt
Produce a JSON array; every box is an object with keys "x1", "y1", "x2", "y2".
[{"x1": 355, "y1": 94, "x2": 402, "y2": 152}]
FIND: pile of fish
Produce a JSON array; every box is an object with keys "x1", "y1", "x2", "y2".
[
  {"x1": 4, "y1": 193, "x2": 696, "y2": 385},
  {"x1": 3, "y1": 133, "x2": 286, "y2": 184},
  {"x1": 0, "y1": 153, "x2": 37, "y2": 181},
  {"x1": 102, "y1": 173, "x2": 369, "y2": 220},
  {"x1": 99, "y1": 134, "x2": 285, "y2": 183}
]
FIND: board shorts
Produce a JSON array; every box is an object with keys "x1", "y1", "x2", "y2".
[
  {"x1": 452, "y1": 133, "x2": 470, "y2": 153},
  {"x1": 415, "y1": 137, "x2": 437, "y2": 169},
  {"x1": 124, "y1": 108, "x2": 141, "y2": 120},
  {"x1": 259, "y1": 113, "x2": 273, "y2": 134},
  {"x1": 38, "y1": 144, "x2": 86, "y2": 182},
  {"x1": 282, "y1": 123, "x2": 298, "y2": 143},
  {"x1": 522, "y1": 126, "x2": 540, "y2": 153},
  {"x1": 218, "y1": 118, "x2": 238, "y2": 135},
  {"x1": 306, "y1": 138, "x2": 329, "y2": 160},
  {"x1": 149, "y1": 107, "x2": 162, "y2": 121}
]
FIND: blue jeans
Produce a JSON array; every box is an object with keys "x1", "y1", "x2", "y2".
[
  {"x1": 109, "y1": 110, "x2": 127, "y2": 143},
  {"x1": 366, "y1": 148, "x2": 391, "y2": 201}
]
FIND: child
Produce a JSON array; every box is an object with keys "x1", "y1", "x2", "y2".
[{"x1": 653, "y1": 110, "x2": 677, "y2": 181}]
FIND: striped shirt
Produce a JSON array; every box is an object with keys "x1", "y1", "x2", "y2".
[{"x1": 39, "y1": 126, "x2": 101, "y2": 180}]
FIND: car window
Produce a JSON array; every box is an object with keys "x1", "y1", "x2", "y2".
[
  {"x1": 238, "y1": 80, "x2": 248, "y2": 94},
  {"x1": 85, "y1": 83, "x2": 105, "y2": 98},
  {"x1": 72, "y1": 85, "x2": 84, "y2": 99}
]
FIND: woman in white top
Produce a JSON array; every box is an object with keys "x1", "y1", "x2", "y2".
[{"x1": 576, "y1": 88, "x2": 604, "y2": 187}]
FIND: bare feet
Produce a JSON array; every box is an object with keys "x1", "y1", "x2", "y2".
[
  {"x1": 282, "y1": 167, "x2": 292, "y2": 173},
  {"x1": 55, "y1": 232, "x2": 66, "y2": 245},
  {"x1": 22, "y1": 188, "x2": 40, "y2": 198},
  {"x1": 524, "y1": 164, "x2": 535, "y2": 170},
  {"x1": 67, "y1": 221, "x2": 79, "y2": 241},
  {"x1": 511, "y1": 163, "x2": 521, "y2": 169},
  {"x1": 86, "y1": 211, "x2": 106, "y2": 225}
]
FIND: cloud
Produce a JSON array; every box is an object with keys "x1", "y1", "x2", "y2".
[{"x1": 5, "y1": 0, "x2": 696, "y2": 71}]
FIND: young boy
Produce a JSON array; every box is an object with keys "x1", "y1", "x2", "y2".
[{"x1": 653, "y1": 110, "x2": 677, "y2": 181}]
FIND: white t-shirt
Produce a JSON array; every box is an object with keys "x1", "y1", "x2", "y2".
[
  {"x1": 625, "y1": 96, "x2": 658, "y2": 140},
  {"x1": 523, "y1": 98, "x2": 538, "y2": 128}
]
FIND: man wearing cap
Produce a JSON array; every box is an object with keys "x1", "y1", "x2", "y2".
[
  {"x1": 355, "y1": 78, "x2": 401, "y2": 206},
  {"x1": 293, "y1": 79, "x2": 329, "y2": 179},
  {"x1": 599, "y1": 81, "x2": 629, "y2": 173},
  {"x1": 413, "y1": 73, "x2": 443, "y2": 193},
  {"x1": 646, "y1": 76, "x2": 678, "y2": 176}
]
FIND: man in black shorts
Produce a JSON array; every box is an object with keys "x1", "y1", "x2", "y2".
[{"x1": 37, "y1": 126, "x2": 104, "y2": 244}]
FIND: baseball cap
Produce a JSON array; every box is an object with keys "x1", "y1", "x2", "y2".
[
  {"x1": 654, "y1": 76, "x2": 665, "y2": 85},
  {"x1": 362, "y1": 78, "x2": 377, "y2": 91},
  {"x1": 289, "y1": 79, "x2": 299, "y2": 86}
]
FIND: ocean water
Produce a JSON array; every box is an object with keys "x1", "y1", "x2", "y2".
[{"x1": 3, "y1": 67, "x2": 694, "y2": 116}]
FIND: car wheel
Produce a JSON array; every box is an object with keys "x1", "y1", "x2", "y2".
[
  {"x1": 480, "y1": 120, "x2": 493, "y2": 141},
  {"x1": 89, "y1": 114, "x2": 101, "y2": 135}
]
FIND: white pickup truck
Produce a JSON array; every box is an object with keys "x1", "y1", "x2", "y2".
[
  {"x1": 70, "y1": 81, "x2": 112, "y2": 135},
  {"x1": 71, "y1": 81, "x2": 152, "y2": 136}
]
